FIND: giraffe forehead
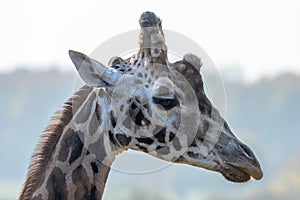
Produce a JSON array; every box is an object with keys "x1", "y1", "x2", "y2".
[
  {"x1": 152, "y1": 78, "x2": 175, "y2": 97},
  {"x1": 154, "y1": 76, "x2": 174, "y2": 87}
]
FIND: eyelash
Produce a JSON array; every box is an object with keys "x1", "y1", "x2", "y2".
[{"x1": 152, "y1": 96, "x2": 179, "y2": 110}]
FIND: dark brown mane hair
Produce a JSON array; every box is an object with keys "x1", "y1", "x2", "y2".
[{"x1": 19, "y1": 85, "x2": 92, "y2": 200}]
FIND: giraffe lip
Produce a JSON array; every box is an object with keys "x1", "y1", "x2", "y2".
[
  {"x1": 222, "y1": 162, "x2": 263, "y2": 182},
  {"x1": 220, "y1": 164, "x2": 251, "y2": 182}
]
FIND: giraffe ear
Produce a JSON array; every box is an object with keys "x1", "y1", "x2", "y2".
[
  {"x1": 69, "y1": 50, "x2": 122, "y2": 87},
  {"x1": 183, "y1": 53, "x2": 202, "y2": 72}
]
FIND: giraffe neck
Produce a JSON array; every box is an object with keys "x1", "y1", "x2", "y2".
[{"x1": 20, "y1": 86, "x2": 123, "y2": 200}]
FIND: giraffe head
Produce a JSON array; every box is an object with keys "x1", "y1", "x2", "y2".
[{"x1": 68, "y1": 11, "x2": 263, "y2": 183}]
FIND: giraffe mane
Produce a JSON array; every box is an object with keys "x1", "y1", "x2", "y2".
[
  {"x1": 173, "y1": 60, "x2": 212, "y2": 115},
  {"x1": 19, "y1": 85, "x2": 93, "y2": 200}
]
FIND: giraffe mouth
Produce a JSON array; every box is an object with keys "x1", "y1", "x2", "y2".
[
  {"x1": 220, "y1": 162, "x2": 263, "y2": 183},
  {"x1": 220, "y1": 164, "x2": 251, "y2": 182}
]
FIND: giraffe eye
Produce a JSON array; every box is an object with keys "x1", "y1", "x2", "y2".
[{"x1": 152, "y1": 96, "x2": 179, "y2": 110}]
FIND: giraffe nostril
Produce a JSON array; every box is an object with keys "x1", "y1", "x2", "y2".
[{"x1": 240, "y1": 143, "x2": 255, "y2": 158}]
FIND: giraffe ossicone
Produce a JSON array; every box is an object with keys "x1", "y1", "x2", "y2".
[{"x1": 20, "y1": 11, "x2": 263, "y2": 200}]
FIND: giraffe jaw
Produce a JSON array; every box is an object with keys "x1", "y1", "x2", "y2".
[
  {"x1": 186, "y1": 156, "x2": 263, "y2": 183},
  {"x1": 184, "y1": 157, "x2": 263, "y2": 183}
]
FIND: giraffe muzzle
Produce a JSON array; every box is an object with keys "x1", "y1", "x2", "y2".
[{"x1": 217, "y1": 140, "x2": 263, "y2": 182}]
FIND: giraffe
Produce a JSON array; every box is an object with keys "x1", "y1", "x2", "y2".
[{"x1": 20, "y1": 11, "x2": 263, "y2": 200}]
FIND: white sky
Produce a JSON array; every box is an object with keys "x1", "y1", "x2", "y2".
[{"x1": 0, "y1": 0, "x2": 299, "y2": 81}]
